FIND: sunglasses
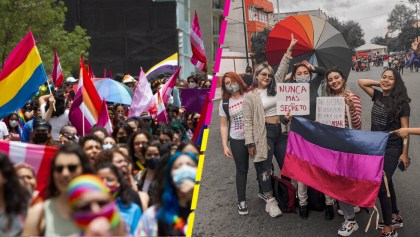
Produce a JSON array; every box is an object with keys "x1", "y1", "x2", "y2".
[
  {"x1": 54, "y1": 164, "x2": 79, "y2": 173},
  {"x1": 260, "y1": 72, "x2": 274, "y2": 79},
  {"x1": 74, "y1": 200, "x2": 111, "y2": 213}
]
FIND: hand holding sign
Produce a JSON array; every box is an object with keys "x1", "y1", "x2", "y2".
[{"x1": 276, "y1": 83, "x2": 310, "y2": 115}]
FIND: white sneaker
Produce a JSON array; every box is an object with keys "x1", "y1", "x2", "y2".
[
  {"x1": 265, "y1": 198, "x2": 282, "y2": 217},
  {"x1": 338, "y1": 206, "x2": 361, "y2": 216},
  {"x1": 338, "y1": 219, "x2": 359, "y2": 236},
  {"x1": 238, "y1": 201, "x2": 248, "y2": 215}
]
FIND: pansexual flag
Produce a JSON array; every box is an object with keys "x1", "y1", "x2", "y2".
[
  {"x1": 0, "y1": 141, "x2": 57, "y2": 197},
  {"x1": 0, "y1": 31, "x2": 47, "y2": 119},
  {"x1": 281, "y1": 116, "x2": 388, "y2": 207}
]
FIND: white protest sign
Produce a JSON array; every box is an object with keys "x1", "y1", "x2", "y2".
[
  {"x1": 316, "y1": 97, "x2": 346, "y2": 128},
  {"x1": 276, "y1": 83, "x2": 310, "y2": 115}
]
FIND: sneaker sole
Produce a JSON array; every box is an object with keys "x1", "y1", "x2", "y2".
[
  {"x1": 378, "y1": 223, "x2": 403, "y2": 230},
  {"x1": 238, "y1": 210, "x2": 248, "y2": 215},
  {"x1": 338, "y1": 224, "x2": 359, "y2": 237},
  {"x1": 265, "y1": 205, "x2": 282, "y2": 217}
]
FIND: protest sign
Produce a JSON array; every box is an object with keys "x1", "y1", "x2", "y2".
[
  {"x1": 276, "y1": 83, "x2": 310, "y2": 115},
  {"x1": 316, "y1": 97, "x2": 345, "y2": 128}
]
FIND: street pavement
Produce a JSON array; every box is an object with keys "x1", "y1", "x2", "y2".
[{"x1": 193, "y1": 66, "x2": 420, "y2": 237}]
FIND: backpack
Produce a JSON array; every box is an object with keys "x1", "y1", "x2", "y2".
[
  {"x1": 272, "y1": 175, "x2": 297, "y2": 213},
  {"x1": 307, "y1": 186, "x2": 326, "y2": 211},
  {"x1": 222, "y1": 99, "x2": 231, "y2": 140}
]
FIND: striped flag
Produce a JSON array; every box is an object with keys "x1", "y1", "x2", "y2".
[
  {"x1": 190, "y1": 11, "x2": 207, "y2": 72},
  {"x1": 156, "y1": 90, "x2": 168, "y2": 123},
  {"x1": 0, "y1": 141, "x2": 57, "y2": 196},
  {"x1": 159, "y1": 67, "x2": 180, "y2": 105},
  {"x1": 281, "y1": 117, "x2": 388, "y2": 208},
  {"x1": 0, "y1": 31, "x2": 48, "y2": 119},
  {"x1": 69, "y1": 57, "x2": 103, "y2": 136},
  {"x1": 51, "y1": 49, "x2": 64, "y2": 88},
  {"x1": 97, "y1": 100, "x2": 113, "y2": 134},
  {"x1": 128, "y1": 68, "x2": 154, "y2": 118},
  {"x1": 145, "y1": 53, "x2": 178, "y2": 81},
  {"x1": 192, "y1": 93, "x2": 209, "y2": 145}
]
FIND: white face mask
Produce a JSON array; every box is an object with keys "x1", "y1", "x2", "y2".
[
  {"x1": 295, "y1": 77, "x2": 311, "y2": 83},
  {"x1": 188, "y1": 83, "x2": 196, "y2": 88},
  {"x1": 9, "y1": 120, "x2": 18, "y2": 128},
  {"x1": 226, "y1": 83, "x2": 240, "y2": 94},
  {"x1": 103, "y1": 144, "x2": 113, "y2": 150}
]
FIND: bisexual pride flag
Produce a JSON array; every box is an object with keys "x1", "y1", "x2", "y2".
[{"x1": 282, "y1": 117, "x2": 388, "y2": 207}]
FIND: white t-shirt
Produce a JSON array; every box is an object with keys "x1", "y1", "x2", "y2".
[
  {"x1": 219, "y1": 95, "x2": 245, "y2": 140},
  {"x1": 41, "y1": 104, "x2": 70, "y2": 141},
  {"x1": 0, "y1": 121, "x2": 9, "y2": 140},
  {"x1": 258, "y1": 88, "x2": 277, "y2": 117}
]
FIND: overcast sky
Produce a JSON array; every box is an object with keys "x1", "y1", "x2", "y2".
[{"x1": 273, "y1": 0, "x2": 414, "y2": 43}]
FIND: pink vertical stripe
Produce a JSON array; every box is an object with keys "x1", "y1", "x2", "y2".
[
  {"x1": 218, "y1": 20, "x2": 227, "y2": 45},
  {"x1": 205, "y1": 102, "x2": 214, "y2": 125},
  {"x1": 0, "y1": 141, "x2": 10, "y2": 159},
  {"x1": 223, "y1": 0, "x2": 231, "y2": 17}
]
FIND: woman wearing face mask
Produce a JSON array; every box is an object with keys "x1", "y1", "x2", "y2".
[
  {"x1": 324, "y1": 69, "x2": 362, "y2": 236},
  {"x1": 6, "y1": 113, "x2": 21, "y2": 141},
  {"x1": 285, "y1": 61, "x2": 334, "y2": 220},
  {"x1": 136, "y1": 152, "x2": 197, "y2": 236},
  {"x1": 138, "y1": 142, "x2": 161, "y2": 195},
  {"x1": 23, "y1": 144, "x2": 93, "y2": 236},
  {"x1": 219, "y1": 71, "x2": 254, "y2": 215},
  {"x1": 128, "y1": 131, "x2": 152, "y2": 174},
  {"x1": 66, "y1": 174, "x2": 126, "y2": 236},
  {"x1": 359, "y1": 69, "x2": 410, "y2": 237},
  {"x1": 243, "y1": 34, "x2": 297, "y2": 218},
  {"x1": 0, "y1": 154, "x2": 31, "y2": 236},
  {"x1": 112, "y1": 121, "x2": 134, "y2": 144},
  {"x1": 96, "y1": 163, "x2": 142, "y2": 235}
]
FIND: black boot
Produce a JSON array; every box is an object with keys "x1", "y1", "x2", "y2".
[
  {"x1": 325, "y1": 205, "x2": 334, "y2": 220},
  {"x1": 299, "y1": 205, "x2": 309, "y2": 219}
]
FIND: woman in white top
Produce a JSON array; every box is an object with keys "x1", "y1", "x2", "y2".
[{"x1": 39, "y1": 91, "x2": 70, "y2": 141}]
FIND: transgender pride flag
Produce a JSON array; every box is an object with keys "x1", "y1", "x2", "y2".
[
  {"x1": 282, "y1": 117, "x2": 389, "y2": 208},
  {"x1": 0, "y1": 141, "x2": 57, "y2": 196}
]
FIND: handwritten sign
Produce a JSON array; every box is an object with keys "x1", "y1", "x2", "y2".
[
  {"x1": 316, "y1": 97, "x2": 345, "y2": 128},
  {"x1": 276, "y1": 83, "x2": 310, "y2": 115}
]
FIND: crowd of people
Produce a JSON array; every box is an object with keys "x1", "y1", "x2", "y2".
[
  {"x1": 219, "y1": 34, "x2": 420, "y2": 237},
  {"x1": 0, "y1": 70, "x2": 209, "y2": 236}
]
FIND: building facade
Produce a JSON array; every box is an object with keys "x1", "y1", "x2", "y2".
[{"x1": 270, "y1": 9, "x2": 328, "y2": 27}]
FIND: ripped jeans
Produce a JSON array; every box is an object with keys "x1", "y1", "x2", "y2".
[{"x1": 254, "y1": 153, "x2": 274, "y2": 197}]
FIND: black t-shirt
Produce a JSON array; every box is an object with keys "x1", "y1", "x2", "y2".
[
  {"x1": 371, "y1": 89, "x2": 410, "y2": 148},
  {"x1": 242, "y1": 74, "x2": 253, "y2": 88}
]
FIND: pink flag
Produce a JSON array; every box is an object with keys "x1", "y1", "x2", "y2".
[
  {"x1": 128, "y1": 68, "x2": 154, "y2": 118},
  {"x1": 156, "y1": 90, "x2": 168, "y2": 123},
  {"x1": 190, "y1": 11, "x2": 207, "y2": 72},
  {"x1": 159, "y1": 67, "x2": 181, "y2": 104},
  {"x1": 51, "y1": 49, "x2": 64, "y2": 88},
  {"x1": 69, "y1": 57, "x2": 103, "y2": 136},
  {"x1": 0, "y1": 141, "x2": 57, "y2": 198},
  {"x1": 97, "y1": 100, "x2": 113, "y2": 134}
]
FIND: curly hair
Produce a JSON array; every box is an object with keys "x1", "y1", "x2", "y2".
[{"x1": 381, "y1": 69, "x2": 411, "y2": 121}]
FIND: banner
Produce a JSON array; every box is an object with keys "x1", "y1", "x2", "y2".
[
  {"x1": 180, "y1": 88, "x2": 210, "y2": 113},
  {"x1": 316, "y1": 97, "x2": 345, "y2": 128},
  {"x1": 276, "y1": 83, "x2": 310, "y2": 115}
]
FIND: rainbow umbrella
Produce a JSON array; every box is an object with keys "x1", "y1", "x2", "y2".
[{"x1": 266, "y1": 15, "x2": 352, "y2": 77}]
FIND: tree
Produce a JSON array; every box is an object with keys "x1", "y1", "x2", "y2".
[
  {"x1": 0, "y1": 0, "x2": 90, "y2": 76},
  {"x1": 250, "y1": 28, "x2": 271, "y2": 64},
  {"x1": 387, "y1": 4, "x2": 415, "y2": 32},
  {"x1": 328, "y1": 17, "x2": 365, "y2": 51},
  {"x1": 371, "y1": 36, "x2": 388, "y2": 46}
]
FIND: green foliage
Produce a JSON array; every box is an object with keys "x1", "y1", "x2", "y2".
[
  {"x1": 328, "y1": 17, "x2": 365, "y2": 52},
  {"x1": 0, "y1": 0, "x2": 90, "y2": 77},
  {"x1": 250, "y1": 28, "x2": 271, "y2": 64},
  {"x1": 387, "y1": 4, "x2": 415, "y2": 32},
  {"x1": 371, "y1": 36, "x2": 388, "y2": 46}
]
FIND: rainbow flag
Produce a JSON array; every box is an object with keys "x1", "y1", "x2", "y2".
[
  {"x1": 281, "y1": 117, "x2": 388, "y2": 208},
  {"x1": 69, "y1": 57, "x2": 103, "y2": 136},
  {"x1": 0, "y1": 31, "x2": 47, "y2": 119}
]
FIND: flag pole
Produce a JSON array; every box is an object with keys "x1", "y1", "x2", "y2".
[{"x1": 46, "y1": 80, "x2": 56, "y2": 112}]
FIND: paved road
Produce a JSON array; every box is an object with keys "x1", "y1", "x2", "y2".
[{"x1": 193, "y1": 66, "x2": 420, "y2": 237}]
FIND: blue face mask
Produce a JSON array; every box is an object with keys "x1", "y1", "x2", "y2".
[
  {"x1": 172, "y1": 165, "x2": 197, "y2": 187},
  {"x1": 295, "y1": 77, "x2": 311, "y2": 83}
]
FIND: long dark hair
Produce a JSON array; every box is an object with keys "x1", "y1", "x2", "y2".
[
  {"x1": 381, "y1": 69, "x2": 411, "y2": 121},
  {"x1": 221, "y1": 72, "x2": 248, "y2": 100},
  {"x1": 0, "y1": 153, "x2": 29, "y2": 215},
  {"x1": 95, "y1": 162, "x2": 132, "y2": 205},
  {"x1": 324, "y1": 68, "x2": 347, "y2": 96},
  {"x1": 128, "y1": 130, "x2": 152, "y2": 159},
  {"x1": 44, "y1": 91, "x2": 66, "y2": 117},
  {"x1": 253, "y1": 62, "x2": 276, "y2": 96},
  {"x1": 112, "y1": 121, "x2": 134, "y2": 140},
  {"x1": 291, "y1": 63, "x2": 311, "y2": 82},
  {"x1": 47, "y1": 144, "x2": 93, "y2": 198}
]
